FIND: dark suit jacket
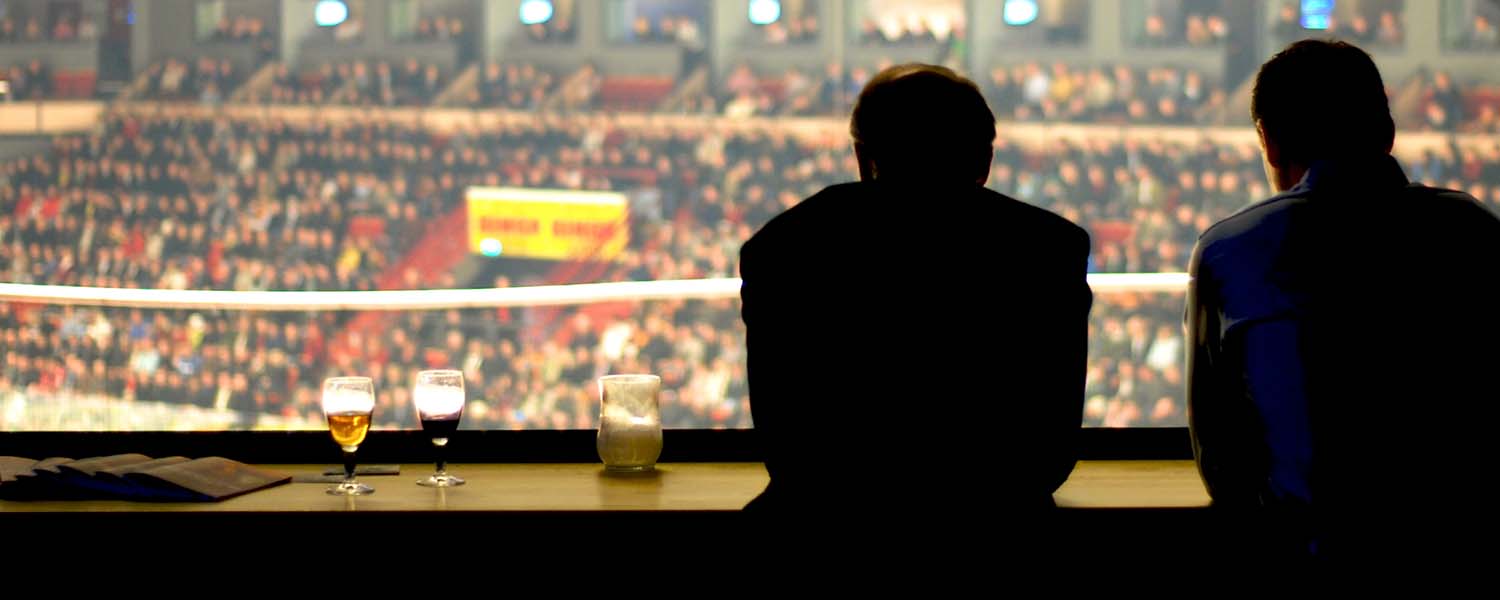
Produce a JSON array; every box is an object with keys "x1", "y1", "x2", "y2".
[
  {"x1": 1188, "y1": 155, "x2": 1500, "y2": 563},
  {"x1": 739, "y1": 180, "x2": 1092, "y2": 519}
]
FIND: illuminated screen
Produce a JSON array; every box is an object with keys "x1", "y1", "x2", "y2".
[
  {"x1": 1004, "y1": 0, "x2": 1039, "y2": 26},
  {"x1": 749, "y1": 0, "x2": 782, "y2": 26},
  {"x1": 520, "y1": 0, "x2": 555, "y2": 26},
  {"x1": 1301, "y1": 0, "x2": 1334, "y2": 29},
  {"x1": 314, "y1": 0, "x2": 349, "y2": 27}
]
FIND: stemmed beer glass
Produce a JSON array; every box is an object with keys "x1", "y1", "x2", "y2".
[{"x1": 323, "y1": 376, "x2": 376, "y2": 496}]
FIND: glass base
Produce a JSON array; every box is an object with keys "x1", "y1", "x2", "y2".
[
  {"x1": 327, "y1": 481, "x2": 375, "y2": 496},
  {"x1": 417, "y1": 473, "x2": 466, "y2": 487},
  {"x1": 604, "y1": 464, "x2": 656, "y2": 473}
]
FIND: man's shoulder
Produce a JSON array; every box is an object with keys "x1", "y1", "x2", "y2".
[
  {"x1": 1197, "y1": 189, "x2": 1310, "y2": 253},
  {"x1": 749, "y1": 181, "x2": 862, "y2": 236},
  {"x1": 1398, "y1": 184, "x2": 1499, "y2": 222},
  {"x1": 993, "y1": 188, "x2": 1092, "y2": 248},
  {"x1": 745, "y1": 181, "x2": 1088, "y2": 255},
  {"x1": 1199, "y1": 183, "x2": 1494, "y2": 254},
  {"x1": 739, "y1": 182, "x2": 853, "y2": 261}
]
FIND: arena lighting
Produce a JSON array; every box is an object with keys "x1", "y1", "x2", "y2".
[
  {"x1": 314, "y1": 0, "x2": 349, "y2": 27},
  {"x1": 519, "y1": 0, "x2": 554, "y2": 26},
  {"x1": 749, "y1": 0, "x2": 782, "y2": 26},
  {"x1": 1003, "y1": 0, "x2": 1040, "y2": 26},
  {"x1": 1301, "y1": 0, "x2": 1335, "y2": 30}
]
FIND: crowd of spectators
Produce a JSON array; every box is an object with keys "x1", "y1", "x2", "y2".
[
  {"x1": 251, "y1": 60, "x2": 447, "y2": 107},
  {"x1": 10, "y1": 25, "x2": 1500, "y2": 430},
  {"x1": 1136, "y1": 11, "x2": 1229, "y2": 47},
  {"x1": 709, "y1": 61, "x2": 872, "y2": 117},
  {"x1": 626, "y1": 14, "x2": 705, "y2": 45},
  {"x1": 524, "y1": 14, "x2": 577, "y2": 44},
  {"x1": 115, "y1": 38, "x2": 1500, "y2": 137},
  {"x1": 205, "y1": 16, "x2": 273, "y2": 43},
  {"x1": 1458, "y1": 13, "x2": 1500, "y2": 50},
  {"x1": 408, "y1": 14, "x2": 478, "y2": 64},
  {"x1": 10, "y1": 103, "x2": 1500, "y2": 430},
  {"x1": 692, "y1": 56, "x2": 1497, "y2": 132},
  {"x1": 1413, "y1": 70, "x2": 1500, "y2": 134},
  {"x1": 701, "y1": 60, "x2": 1221, "y2": 125},
  {"x1": 984, "y1": 62, "x2": 1222, "y2": 125},
  {"x1": 856, "y1": 15, "x2": 961, "y2": 46},
  {"x1": 0, "y1": 13, "x2": 96, "y2": 43},
  {"x1": 755, "y1": 4, "x2": 820, "y2": 45},
  {"x1": 203, "y1": 16, "x2": 277, "y2": 65},
  {"x1": 470, "y1": 62, "x2": 559, "y2": 110},
  {"x1": 619, "y1": 14, "x2": 708, "y2": 78},
  {"x1": 408, "y1": 16, "x2": 467, "y2": 42},
  {"x1": 1270, "y1": 1, "x2": 1405, "y2": 47},
  {"x1": 3, "y1": 60, "x2": 52, "y2": 100},
  {"x1": 136, "y1": 58, "x2": 244, "y2": 104},
  {"x1": 0, "y1": 112, "x2": 457, "y2": 429},
  {"x1": 0, "y1": 110, "x2": 761, "y2": 429}
]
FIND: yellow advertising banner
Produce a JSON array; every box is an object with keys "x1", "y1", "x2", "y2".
[{"x1": 466, "y1": 187, "x2": 629, "y2": 261}]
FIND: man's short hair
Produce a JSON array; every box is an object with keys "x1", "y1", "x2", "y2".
[
  {"x1": 850, "y1": 64, "x2": 996, "y2": 178},
  {"x1": 1251, "y1": 40, "x2": 1395, "y2": 165}
]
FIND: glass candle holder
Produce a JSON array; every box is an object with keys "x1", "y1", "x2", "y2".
[{"x1": 596, "y1": 374, "x2": 663, "y2": 472}]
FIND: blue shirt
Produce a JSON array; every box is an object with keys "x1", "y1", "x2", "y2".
[{"x1": 1188, "y1": 155, "x2": 1489, "y2": 508}]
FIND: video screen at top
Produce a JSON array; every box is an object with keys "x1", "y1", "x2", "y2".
[{"x1": 1, "y1": 0, "x2": 1496, "y2": 432}]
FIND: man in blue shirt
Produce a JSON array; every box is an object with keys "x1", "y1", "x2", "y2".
[{"x1": 1188, "y1": 40, "x2": 1500, "y2": 565}]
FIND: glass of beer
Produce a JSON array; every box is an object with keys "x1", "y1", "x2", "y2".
[
  {"x1": 413, "y1": 369, "x2": 466, "y2": 487},
  {"x1": 322, "y1": 376, "x2": 375, "y2": 496},
  {"x1": 597, "y1": 374, "x2": 663, "y2": 472}
]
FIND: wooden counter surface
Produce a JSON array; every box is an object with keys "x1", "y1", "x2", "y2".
[{"x1": 0, "y1": 460, "x2": 1209, "y2": 513}]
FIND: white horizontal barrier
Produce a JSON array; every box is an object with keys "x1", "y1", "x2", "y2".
[{"x1": 0, "y1": 273, "x2": 1190, "y2": 312}]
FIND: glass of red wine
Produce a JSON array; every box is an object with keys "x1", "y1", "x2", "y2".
[{"x1": 413, "y1": 369, "x2": 466, "y2": 487}]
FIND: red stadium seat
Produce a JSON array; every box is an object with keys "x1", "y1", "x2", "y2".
[
  {"x1": 1092, "y1": 220, "x2": 1136, "y2": 246},
  {"x1": 347, "y1": 215, "x2": 387, "y2": 240},
  {"x1": 50, "y1": 71, "x2": 96, "y2": 98},
  {"x1": 1465, "y1": 86, "x2": 1500, "y2": 116},
  {"x1": 598, "y1": 76, "x2": 675, "y2": 111}
]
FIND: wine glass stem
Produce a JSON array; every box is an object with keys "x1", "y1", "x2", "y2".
[
  {"x1": 342, "y1": 450, "x2": 357, "y2": 484},
  {"x1": 433, "y1": 441, "x2": 446, "y2": 475}
]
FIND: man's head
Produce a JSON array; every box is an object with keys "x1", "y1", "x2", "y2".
[
  {"x1": 1251, "y1": 40, "x2": 1395, "y2": 191},
  {"x1": 850, "y1": 63, "x2": 995, "y2": 184}
]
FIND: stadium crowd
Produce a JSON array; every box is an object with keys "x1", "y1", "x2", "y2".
[
  {"x1": 3, "y1": 59, "x2": 53, "y2": 101},
  {"x1": 1270, "y1": 1, "x2": 1404, "y2": 47},
  {"x1": 6, "y1": 101, "x2": 1500, "y2": 430},
  {"x1": 117, "y1": 32, "x2": 1500, "y2": 135},
  {"x1": 1412, "y1": 69, "x2": 1500, "y2": 134},
  {"x1": 0, "y1": 12, "x2": 96, "y2": 44},
  {"x1": 253, "y1": 60, "x2": 448, "y2": 107},
  {"x1": 135, "y1": 58, "x2": 245, "y2": 104}
]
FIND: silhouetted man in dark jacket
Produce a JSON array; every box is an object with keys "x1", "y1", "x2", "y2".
[
  {"x1": 739, "y1": 64, "x2": 1092, "y2": 525},
  {"x1": 1188, "y1": 40, "x2": 1500, "y2": 567}
]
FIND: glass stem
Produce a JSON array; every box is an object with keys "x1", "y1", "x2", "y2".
[
  {"x1": 434, "y1": 440, "x2": 447, "y2": 475},
  {"x1": 342, "y1": 450, "x2": 357, "y2": 484}
]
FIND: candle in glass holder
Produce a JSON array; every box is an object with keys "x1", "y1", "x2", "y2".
[{"x1": 597, "y1": 375, "x2": 663, "y2": 472}]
